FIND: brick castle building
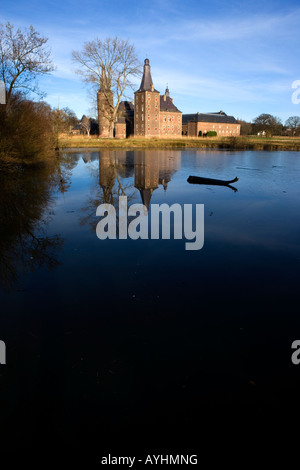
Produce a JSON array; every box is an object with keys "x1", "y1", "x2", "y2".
[
  {"x1": 182, "y1": 111, "x2": 240, "y2": 137},
  {"x1": 134, "y1": 58, "x2": 182, "y2": 138},
  {"x1": 98, "y1": 58, "x2": 240, "y2": 138}
]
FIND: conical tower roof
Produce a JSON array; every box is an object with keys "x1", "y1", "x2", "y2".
[
  {"x1": 139, "y1": 188, "x2": 155, "y2": 211},
  {"x1": 136, "y1": 58, "x2": 159, "y2": 92}
]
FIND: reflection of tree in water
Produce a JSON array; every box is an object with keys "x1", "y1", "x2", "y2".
[
  {"x1": 55, "y1": 152, "x2": 80, "y2": 194},
  {"x1": 0, "y1": 163, "x2": 65, "y2": 291},
  {"x1": 80, "y1": 151, "x2": 136, "y2": 231}
]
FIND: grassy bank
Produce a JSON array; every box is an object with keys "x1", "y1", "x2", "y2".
[{"x1": 58, "y1": 134, "x2": 300, "y2": 151}]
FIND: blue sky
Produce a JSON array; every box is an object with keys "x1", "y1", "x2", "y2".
[{"x1": 2, "y1": 0, "x2": 300, "y2": 122}]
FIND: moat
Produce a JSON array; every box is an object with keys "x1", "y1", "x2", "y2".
[{"x1": 1, "y1": 149, "x2": 300, "y2": 450}]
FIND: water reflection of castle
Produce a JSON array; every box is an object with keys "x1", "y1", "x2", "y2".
[{"x1": 98, "y1": 151, "x2": 181, "y2": 207}]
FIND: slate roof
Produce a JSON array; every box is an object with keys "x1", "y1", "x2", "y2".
[
  {"x1": 136, "y1": 58, "x2": 159, "y2": 93},
  {"x1": 118, "y1": 101, "x2": 134, "y2": 114},
  {"x1": 139, "y1": 188, "x2": 154, "y2": 211},
  {"x1": 117, "y1": 101, "x2": 134, "y2": 123},
  {"x1": 160, "y1": 95, "x2": 181, "y2": 113},
  {"x1": 182, "y1": 111, "x2": 238, "y2": 124}
]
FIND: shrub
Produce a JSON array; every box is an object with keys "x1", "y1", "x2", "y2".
[
  {"x1": 207, "y1": 131, "x2": 217, "y2": 137},
  {"x1": 0, "y1": 93, "x2": 55, "y2": 162}
]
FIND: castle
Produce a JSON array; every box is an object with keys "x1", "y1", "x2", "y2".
[{"x1": 97, "y1": 58, "x2": 240, "y2": 138}]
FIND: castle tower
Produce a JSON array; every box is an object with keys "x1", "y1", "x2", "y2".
[
  {"x1": 97, "y1": 88, "x2": 113, "y2": 138},
  {"x1": 134, "y1": 59, "x2": 160, "y2": 137}
]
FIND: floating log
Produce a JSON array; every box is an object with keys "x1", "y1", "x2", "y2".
[{"x1": 187, "y1": 175, "x2": 238, "y2": 186}]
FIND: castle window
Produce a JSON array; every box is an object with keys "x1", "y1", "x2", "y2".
[
  {"x1": 136, "y1": 105, "x2": 138, "y2": 112},
  {"x1": 142, "y1": 115, "x2": 143, "y2": 121},
  {"x1": 141, "y1": 95, "x2": 144, "y2": 102},
  {"x1": 172, "y1": 116, "x2": 174, "y2": 121},
  {"x1": 141, "y1": 105, "x2": 144, "y2": 112}
]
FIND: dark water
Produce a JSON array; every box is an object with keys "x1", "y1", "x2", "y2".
[{"x1": 1, "y1": 149, "x2": 300, "y2": 456}]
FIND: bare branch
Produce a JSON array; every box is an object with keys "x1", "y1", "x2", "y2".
[
  {"x1": 0, "y1": 22, "x2": 54, "y2": 102},
  {"x1": 72, "y1": 36, "x2": 141, "y2": 136}
]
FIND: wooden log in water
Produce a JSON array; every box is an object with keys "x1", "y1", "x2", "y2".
[{"x1": 187, "y1": 175, "x2": 239, "y2": 186}]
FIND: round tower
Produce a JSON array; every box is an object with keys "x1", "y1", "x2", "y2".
[{"x1": 97, "y1": 89, "x2": 114, "y2": 138}]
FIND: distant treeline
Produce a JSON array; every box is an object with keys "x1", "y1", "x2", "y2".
[{"x1": 238, "y1": 114, "x2": 300, "y2": 137}]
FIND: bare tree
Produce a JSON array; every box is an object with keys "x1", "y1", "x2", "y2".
[
  {"x1": 237, "y1": 119, "x2": 253, "y2": 135},
  {"x1": 253, "y1": 113, "x2": 282, "y2": 137},
  {"x1": 0, "y1": 22, "x2": 54, "y2": 103},
  {"x1": 72, "y1": 37, "x2": 141, "y2": 137},
  {"x1": 285, "y1": 116, "x2": 300, "y2": 136},
  {"x1": 80, "y1": 115, "x2": 91, "y2": 136}
]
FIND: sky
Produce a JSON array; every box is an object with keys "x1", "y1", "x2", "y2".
[{"x1": 1, "y1": 0, "x2": 300, "y2": 122}]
